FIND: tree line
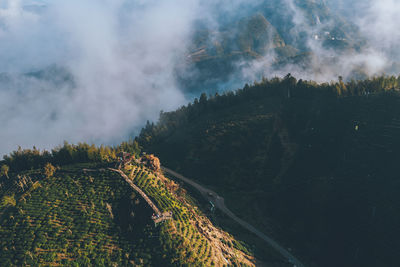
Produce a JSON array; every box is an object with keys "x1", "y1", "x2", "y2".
[
  {"x1": 1, "y1": 140, "x2": 141, "y2": 173},
  {"x1": 138, "y1": 74, "x2": 400, "y2": 145}
]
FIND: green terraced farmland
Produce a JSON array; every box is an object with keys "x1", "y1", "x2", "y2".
[
  {"x1": 124, "y1": 165, "x2": 255, "y2": 266},
  {"x1": 0, "y1": 167, "x2": 165, "y2": 266},
  {"x1": 0, "y1": 161, "x2": 256, "y2": 266}
]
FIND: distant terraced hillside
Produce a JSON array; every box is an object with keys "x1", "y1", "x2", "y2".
[{"x1": 179, "y1": 0, "x2": 362, "y2": 93}]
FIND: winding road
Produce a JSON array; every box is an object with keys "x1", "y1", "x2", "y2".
[{"x1": 161, "y1": 166, "x2": 305, "y2": 267}]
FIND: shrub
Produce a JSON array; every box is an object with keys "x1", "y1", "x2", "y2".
[{"x1": 43, "y1": 163, "x2": 56, "y2": 178}]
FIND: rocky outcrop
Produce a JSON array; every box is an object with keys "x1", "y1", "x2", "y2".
[{"x1": 140, "y1": 154, "x2": 161, "y2": 172}]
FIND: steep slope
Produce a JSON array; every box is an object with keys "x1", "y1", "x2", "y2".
[
  {"x1": 138, "y1": 76, "x2": 400, "y2": 267},
  {"x1": 0, "y1": 156, "x2": 257, "y2": 266}
]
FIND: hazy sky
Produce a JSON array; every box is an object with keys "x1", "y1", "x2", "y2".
[{"x1": 0, "y1": 0, "x2": 192, "y2": 155}]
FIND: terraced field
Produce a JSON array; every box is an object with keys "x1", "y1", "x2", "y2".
[
  {"x1": 0, "y1": 161, "x2": 256, "y2": 266},
  {"x1": 125, "y1": 164, "x2": 256, "y2": 266},
  {"x1": 0, "y1": 164, "x2": 165, "y2": 266}
]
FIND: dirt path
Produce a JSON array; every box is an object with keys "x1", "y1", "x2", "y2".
[{"x1": 161, "y1": 166, "x2": 305, "y2": 267}]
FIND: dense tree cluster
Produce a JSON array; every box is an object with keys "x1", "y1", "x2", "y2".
[{"x1": 1, "y1": 140, "x2": 140, "y2": 173}]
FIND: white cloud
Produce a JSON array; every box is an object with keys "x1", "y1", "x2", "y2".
[{"x1": 0, "y1": 0, "x2": 199, "y2": 155}]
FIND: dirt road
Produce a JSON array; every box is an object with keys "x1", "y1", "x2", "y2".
[{"x1": 161, "y1": 166, "x2": 305, "y2": 267}]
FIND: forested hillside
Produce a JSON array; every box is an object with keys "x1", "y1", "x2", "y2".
[{"x1": 138, "y1": 75, "x2": 400, "y2": 267}]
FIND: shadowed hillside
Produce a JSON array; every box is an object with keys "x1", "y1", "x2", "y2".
[{"x1": 138, "y1": 75, "x2": 400, "y2": 267}]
